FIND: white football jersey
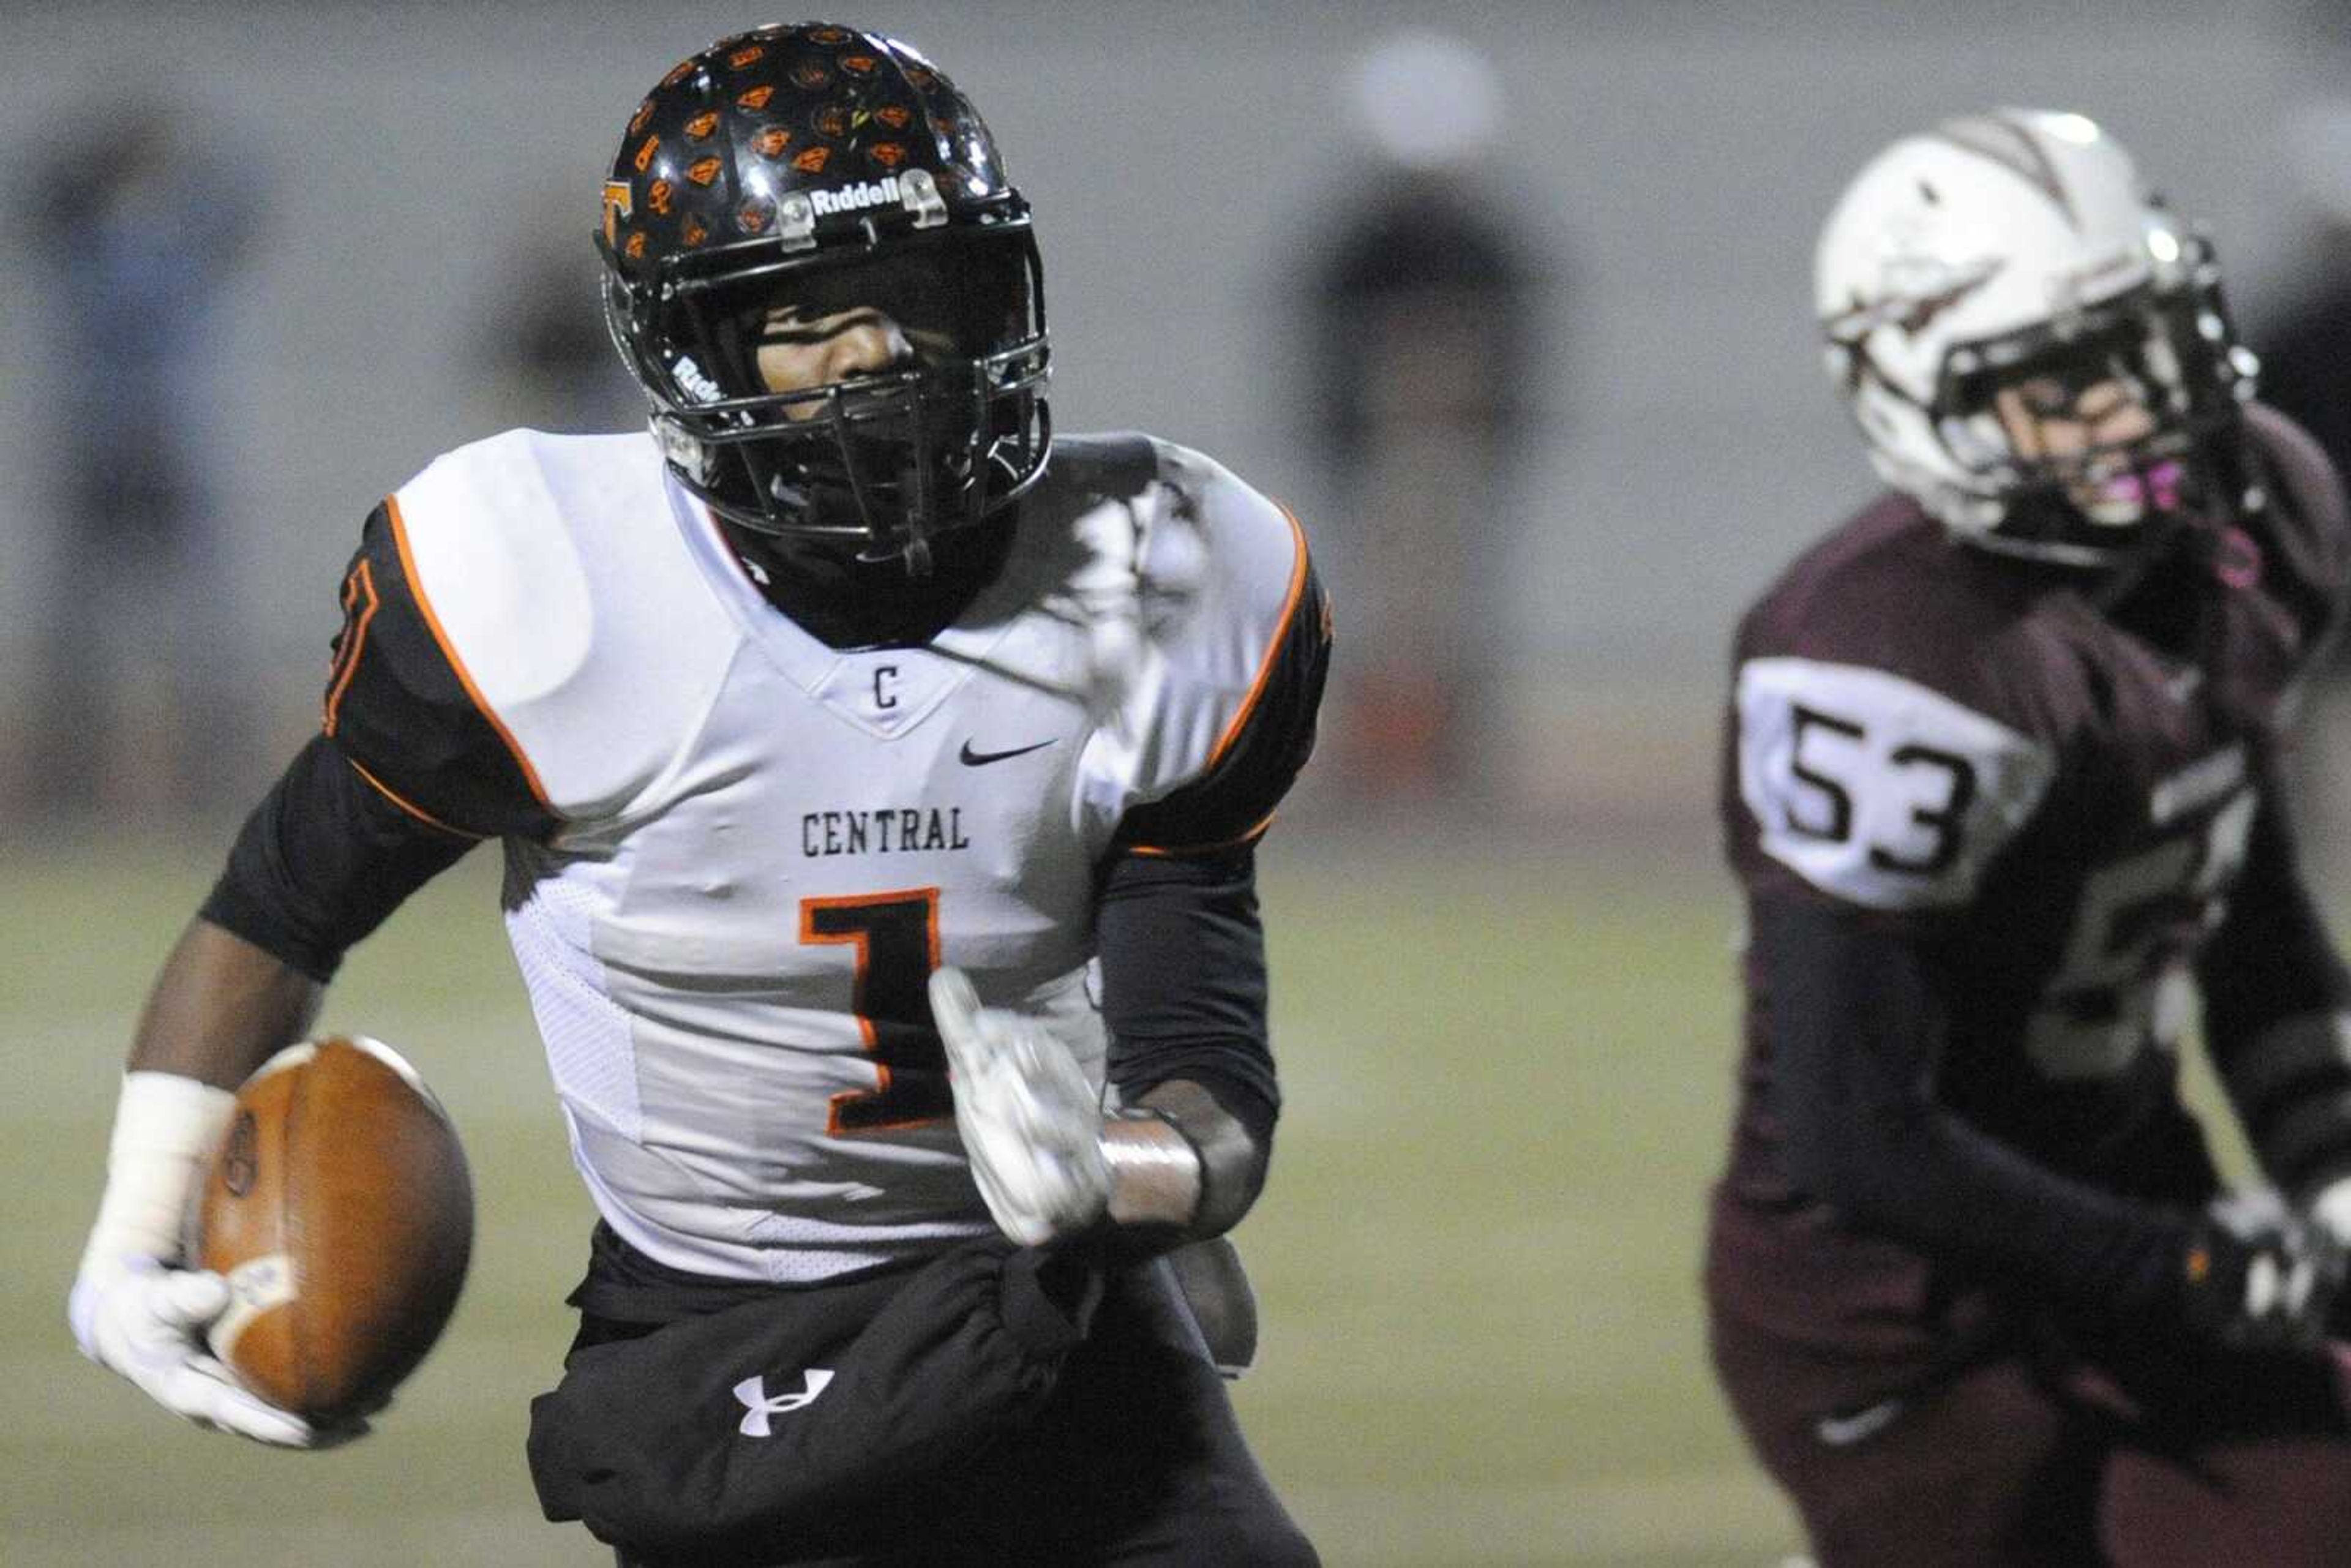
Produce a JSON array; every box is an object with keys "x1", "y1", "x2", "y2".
[{"x1": 369, "y1": 430, "x2": 1314, "y2": 1282}]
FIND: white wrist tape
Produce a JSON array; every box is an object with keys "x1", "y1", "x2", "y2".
[{"x1": 80, "y1": 1072, "x2": 237, "y2": 1273}]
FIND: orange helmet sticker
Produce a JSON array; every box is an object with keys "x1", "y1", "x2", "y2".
[
  {"x1": 902, "y1": 66, "x2": 936, "y2": 89},
  {"x1": 868, "y1": 143, "x2": 907, "y2": 170},
  {"x1": 791, "y1": 61, "x2": 831, "y2": 91},
  {"x1": 624, "y1": 231, "x2": 647, "y2": 260},
  {"x1": 647, "y1": 178, "x2": 674, "y2": 216},
  {"x1": 684, "y1": 111, "x2": 719, "y2": 141},
  {"x1": 738, "y1": 84, "x2": 776, "y2": 110},
  {"x1": 729, "y1": 45, "x2": 765, "y2": 69},
  {"x1": 737, "y1": 201, "x2": 772, "y2": 235},
  {"x1": 661, "y1": 59, "x2": 696, "y2": 88},
  {"x1": 839, "y1": 54, "x2": 879, "y2": 76},
  {"x1": 629, "y1": 97, "x2": 658, "y2": 136},
  {"x1": 601, "y1": 179, "x2": 633, "y2": 246},
  {"x1": 752, "y1": 126, "x2": 790, "y2": 158},
  {"x1": 792, "y1": 146, "x2": 831, "y2": 174},
  {"x1": 873, "y1": 105, "x2": 913, "y2": 130},
  {"x1": 633, "y1": 134, "x2": 660, "y2": 174},
  {"x1": 808, "y1": 25, "x2": 853, "y2": 44},
  {"x1": 814, "y1": 105, "x2": 850, "y2": 139},
  {"x1": 681, "y1": 215, "x2": 708, "y2": 247},
  {"x1": 686, "y1": 156, "x2": 724, "y2": 187}
]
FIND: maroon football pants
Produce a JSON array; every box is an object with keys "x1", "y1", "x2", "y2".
[{"x1": 1709, "y1": 1195, "x2": 2351, "y2": 1566}]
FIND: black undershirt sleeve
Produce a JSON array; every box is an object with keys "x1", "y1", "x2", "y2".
[
  {"x1": 1095, "y1": 845, "x2": 1278, "y2": 1150},
  {"x1": 2199, "y1": 784, "x2": 2351, "y2": 1043},
  {"x1": 200, "y1": 734, "x2": 479, "y2": 983},
  {"x1": 1093, "y1": 536, "x2": 1329, "y2": 1142},
  {"x1": 2199, "y1": 784, "x2": 2351, "y2": 1193},
  {"x1": 1756, "y1": 892, "x2": 2195, "y2": 1332}
]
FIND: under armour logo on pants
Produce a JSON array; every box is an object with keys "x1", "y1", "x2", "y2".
[{"x1": 733, "y1": 1368, "x2": 836, "y2": 1436}]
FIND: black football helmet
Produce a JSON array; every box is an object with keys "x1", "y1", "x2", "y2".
[{"x1": 597, "y1": 23, "x2": 1049, "y2": 570}]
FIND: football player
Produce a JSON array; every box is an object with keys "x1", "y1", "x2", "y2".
[
  {"x1": 1711, "y1": 108, "x2": 2351, "y2": 1567},
  {"x1": 67, "y1": 23, "x2": 1325, "y2": 1566}
]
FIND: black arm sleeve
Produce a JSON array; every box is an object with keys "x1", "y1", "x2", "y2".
[
  {"x1": 1113, "y1": 561, "x2": 1332, "y2": 854},
  {"x1": 1757, "y1": 893, "x2": 2195, "y2": 1329},
  {"x1": 199, "y1": 735, "x2": 478, "y2": 983},
  {"x1": 1096, "y1": 845, "x2": 1278, "y2": 1149},
  {"x1": 2200, "y1": 786, "x2": 2351, "y2": 1193}
]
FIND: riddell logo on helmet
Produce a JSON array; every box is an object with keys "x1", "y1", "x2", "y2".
[{"x1": 809, "y1": 176, "x2": 904, "y2": 217}]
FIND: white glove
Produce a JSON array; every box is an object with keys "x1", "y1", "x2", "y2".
[
  {"x1": 69, "y1": 1072, "x2": 330, "y2": 1448},
  {"x1": 2311, "y1": 1175, "x2": 2351, "y2": 1250},
  {"x1": 929, "y1": 968, "x2": 1111, "y2": 1247},
  {"x1": 70, "y1": 1255, "x2": 323, "y2": 1446}
]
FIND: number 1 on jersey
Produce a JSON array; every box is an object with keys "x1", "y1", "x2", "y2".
[{"x1": 800, "y1": 889, "x2": 949, "y2": 1134}]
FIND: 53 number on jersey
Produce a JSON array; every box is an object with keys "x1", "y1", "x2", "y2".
[
  {"x1": 1741, "y1": 657, "x2": 2260, "y2": 1085},
  {"x1": 2025, "y1": 776, "x2": 2253, "y2": 1080},
  {"x1": 1738, "y1": 658, "x2": 2057, "y2": 911}
]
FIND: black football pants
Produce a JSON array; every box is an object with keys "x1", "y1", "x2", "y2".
[{"x1": 528, "y1": 1228, "x2": 1316, "y2": 1567}]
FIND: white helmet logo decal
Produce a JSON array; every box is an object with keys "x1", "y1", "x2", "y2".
[
  {"x1": 1829, "y1": 253, "x2": 2006, "y2": 342},
  {"x1": 1931, "y1": 113, "x2": 2079, "y2": 228}
]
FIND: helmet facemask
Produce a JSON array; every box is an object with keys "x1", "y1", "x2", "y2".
[
  {"x1": 1927, "y1": 271, "x2": 2246, "y2": 565},
  {"x1": 1815, "y1": 111, "x2": 2262, "y2": 572},
  {"x1": 609, "y1": 222, "x2": 1050, "y2": 572}
]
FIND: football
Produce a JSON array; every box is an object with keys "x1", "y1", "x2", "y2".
[{"x1": 194, "y1": 1035, "x2": 474, "y2": 1422}]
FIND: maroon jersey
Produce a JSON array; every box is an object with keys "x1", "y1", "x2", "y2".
[{"x1": 1722, "y1": 405, "x2": 2350, "y2": 1215}]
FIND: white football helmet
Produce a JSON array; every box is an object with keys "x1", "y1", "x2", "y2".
[{"x1": 1815, "y1": 109, "x2": 2258, "y2": 566}]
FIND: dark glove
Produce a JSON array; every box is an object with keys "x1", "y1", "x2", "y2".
[{"x1": 2178, "y1": 1193, "x2": 2348, "y2": 1354}]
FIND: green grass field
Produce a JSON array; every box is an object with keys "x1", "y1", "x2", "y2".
[{"x1": 2, "y1": 827, "x2": 1806, "y2": 1566}]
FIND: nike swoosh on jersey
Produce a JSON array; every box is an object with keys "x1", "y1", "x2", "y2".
[{"x1": 959, "y1": 738, "x2": 1057, "y2": 767}]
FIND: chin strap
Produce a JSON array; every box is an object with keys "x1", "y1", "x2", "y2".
[{"x1": 719, "y1": 512, "x2": 1009, "y2": 647}]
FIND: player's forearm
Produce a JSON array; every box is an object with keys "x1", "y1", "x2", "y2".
[
  {"x1": 1757, "y1": 894, "x2": 2195, "y2": 1326},
  {"x1": 127, "y1": 917, "x2": 324, "y2": 1087},
  {"x1": 1102, "y1": 1077, "x2": 1269, "y2": 1238},
  {"x1": 1094, "y1": 845, "x2": 1281, "y2": 1244},
  {"x1": 2199, "y1": 785, "x2": 2351, "y2": 1040},
  {"x1": 2199, "y1": 787, "x2": 2351, "y2": 1194}
]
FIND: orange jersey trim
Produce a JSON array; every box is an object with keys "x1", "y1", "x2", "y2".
[
  {"x1": 321, "y1": 559, "x2": 380, "y2": 737},
  {"x1": 1124, "y1": 809, "x2": 1278, "y2": 859},
  {"x1": 383, "y1": 493, "x2": 555, "y2": 812},
  {"x1": 345, "y1": 756, "x2": 482, "y2": 840},
  {"x1": 1204, "y1": 503, "x2": 1311, "y2": 772}
]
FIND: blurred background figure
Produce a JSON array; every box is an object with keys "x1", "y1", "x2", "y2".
[
  {"x1": 17, "y1": 103, "x2": 260, "y2": 828},
  {"x1": 1300, "y1": 30, "x2": 1545, "y2": 804},
  {"x1": 471, "y1": 199, "x2": 640, "y2": 437}
]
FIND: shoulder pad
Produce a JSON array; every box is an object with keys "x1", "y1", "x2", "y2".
[
  {"x1": 1068, "y1": 437, "x2": 1316, "y2": 826},
  {"x1": 391, "y1": 430, "x2": 736, "y2": 820},
  {"x1": 1736, "y1": 656, "x2": 2057, "y2": 910},
  {"x1": 1135, "y1": 438, "x2": 1312, "y2": 767},
  {"x1": 2245, "y1": 404, "x2": 2351, "y2": 673}
]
